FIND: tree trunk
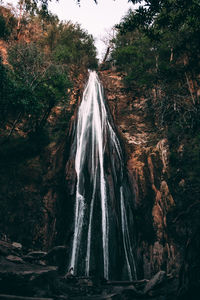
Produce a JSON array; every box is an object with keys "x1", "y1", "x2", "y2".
[
  {"x1": 8, "y1": 112, "x2": 22, "y2": 137},
  {"x1": 185, "y1": 72, "x2": 195, "y2": 105},
  {"x1": 16, "y1": 0, "x2": 24, "y2": 40},
  {"x1": 102, "y1": 46, "x2": 110, "y2": 64}
]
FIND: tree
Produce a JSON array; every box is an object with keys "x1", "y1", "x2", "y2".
[
  {"x1": 0, "y1": 5, "x2": 17, "y2": 39},
  {"x1": 52, "y1": 22, "x2": 98, "y2": 72},
  {"x1": 112, "y1": 29, "x2": 158, "y2": 90},
  {"x1": 0, "y1": 42, "x2": 71, "y2": 135},
  {"x1": 0, "y1": 2, "x2": 98, "y2": 138},
  {"x1": 111, "y1": 1, "x2": 200, "y2": 131}
]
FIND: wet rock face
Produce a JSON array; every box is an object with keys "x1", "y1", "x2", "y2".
[
  {"x1": 64, "y1": 72, "x2": 138, "y2": 281},
  {"x1": 100, "y1": 71, "x2": 187, "y2": 286}
]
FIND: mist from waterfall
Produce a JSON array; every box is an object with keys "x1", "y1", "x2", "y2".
[{"x1": 68, "y1": 71, "x2": 137, "y2": 280}]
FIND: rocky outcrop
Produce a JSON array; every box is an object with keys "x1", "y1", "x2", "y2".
[
  {"x1": 0, "y1": 73, "x2": 85, "y2": 251},
  {"x1": 0, "y1": 238, "x2": 178, "y2": 299},
  {"x1": 100, "y1": 70, "x2": 190, "y2": 294},
  {"x1": 1, "y1": 68, "x2": 199, "y2": 298}
]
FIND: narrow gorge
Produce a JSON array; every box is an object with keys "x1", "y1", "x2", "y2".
[
  {"x1": 0, "y1": 1, "x2": 199, "y2": 297},
  {"x1": 1, "y1": 68, "x2": 199, "y2": 299}
]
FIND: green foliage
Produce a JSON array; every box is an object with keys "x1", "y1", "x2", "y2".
[
  {"x1": 4, "y1": 42, "x2": 71, "y2": 132},
  {"x1": 52, "y1": 22, "x2": 98, "y2": 71},
  {"x1": 118, "y1": 1, "x2": 200, "y2": 75},
  {"x1": 169, "y1": 131, "x2": 200, "y2": 212},
  {"x1": 0, "y1": 14, "x2": 8, "y2": 38},
  {"x1": 112, "y1": 1, "x2": 200, "y2": 131},
  {"x1": 0, "y1": 57, "x2": 17, "y2": 122},
  {"x1": 0, "y1": 5, "x2": 17, "y2": 39},
  {"x1": 112, "y1": 30, "x2": 158, "y2": 90},
  {"x1": 127, "y1": 1, "x2": 200, "y2": 32},
  {"x1": 0, "y1": 3, "x2": 98, "y2": 138}
]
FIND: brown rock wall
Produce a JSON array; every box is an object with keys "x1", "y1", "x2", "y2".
[
  {"x1": 100, "y1": 70, "x2": 180, "y2": 279},
  {"x1": 0, "y1": 74, "x2": 84, "y2": 250}
]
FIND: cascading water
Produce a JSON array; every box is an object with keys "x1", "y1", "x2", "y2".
[{"x1": 67, "y1": 71, "x2": 137, "y2": 280}]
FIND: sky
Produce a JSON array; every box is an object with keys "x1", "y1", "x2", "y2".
[{"x1": 4, "y1": 0, "x2": 137, "y2": 59}]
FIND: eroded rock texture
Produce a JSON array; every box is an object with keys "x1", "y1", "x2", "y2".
[
  {"x1": 100, "y1": 70, "x2": 200, "y2": 298},
  {"x1": 0, "y1": 74, "x2": 85, "y2": 250},
  {"x1": 1, "y1": 70, "x2": 199, "y2": 299}
]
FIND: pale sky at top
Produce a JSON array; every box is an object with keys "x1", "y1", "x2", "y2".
[{"x1": 4, "y1": 0, "x2": 136, "y2": 59}]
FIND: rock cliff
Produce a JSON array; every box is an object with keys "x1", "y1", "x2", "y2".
[
  {"x1": 0, "y1": 69, "x2": 199, "y2": 298},
  {"x1": 0, "y1": 74, "x2": 85, "y2": 250},
  {"x1": 100, "y1": 70, "x2": 200, "y2": 298}
]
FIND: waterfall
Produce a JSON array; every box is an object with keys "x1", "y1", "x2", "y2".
[{"x1": 68, "y1": 71, "x2": 137, "y2": 280}]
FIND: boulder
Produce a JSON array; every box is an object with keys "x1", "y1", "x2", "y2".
[
  {"x1": 0, "y1": 255, "x2": 57, "y2": 297},
  {"x1": 12, "y1": 242, "x2": 23, "y2": 251},
  {"x1": 143, "y1": 271, "x2": 166, "y2": 294},
  {"x1": 0, "y1": 241, "x2": 20, "y2": 256},
  {"x1": 26, "y1": 251, "x2": 47, "y2": 258},
  {"x1": 23, "y1": 251, "x2": 47, "y2": 264},
  {"x1": 6, "y1": 255, "x2": 24, "y2": 264}
]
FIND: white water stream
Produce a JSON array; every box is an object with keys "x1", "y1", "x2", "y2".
[{"x1": 69, "y1": 71, "x2": 136, "y2": 280}]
